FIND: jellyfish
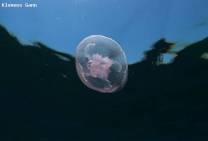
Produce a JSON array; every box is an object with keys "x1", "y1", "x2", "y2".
[{"x1": 75, "y1": 35, "x2": 128, "y2": 93}]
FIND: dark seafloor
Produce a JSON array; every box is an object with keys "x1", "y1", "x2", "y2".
[{"x1": 0, "y1": 25, "x2": 208, "y2": 141}]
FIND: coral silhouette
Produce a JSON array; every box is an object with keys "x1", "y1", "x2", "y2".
[{"x1": 0, "y1": 25, "x2": 208, "y2": 141}]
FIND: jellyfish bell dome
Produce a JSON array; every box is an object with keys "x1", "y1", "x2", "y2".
[{"x1": 75, "y1": 35, "x2": 128, "y2": 93}]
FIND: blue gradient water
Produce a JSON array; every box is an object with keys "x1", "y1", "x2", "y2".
[{"x1": 0, "y1": 0, "x2": 208, "y2": 63}]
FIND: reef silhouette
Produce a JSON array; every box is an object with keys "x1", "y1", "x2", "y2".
[{"x1": 0, "y1": 25, "x2": 208, "y2": 141}]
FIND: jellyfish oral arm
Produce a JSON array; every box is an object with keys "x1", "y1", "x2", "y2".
[{"x1": 87, "y1": 54, "x2": 113, "y2": 80}]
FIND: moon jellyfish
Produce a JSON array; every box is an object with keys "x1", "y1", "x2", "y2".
[{"x1": 75, "y1": 35, "x2": 128, "y2": 93}]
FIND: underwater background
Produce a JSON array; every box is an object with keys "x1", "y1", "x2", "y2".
[
  {"x1": 0, "y1": 0, "x2": 208, "y2": 140},
  {"x1": 1, "y1": 0, "x2": 208, "y2": 64}
]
